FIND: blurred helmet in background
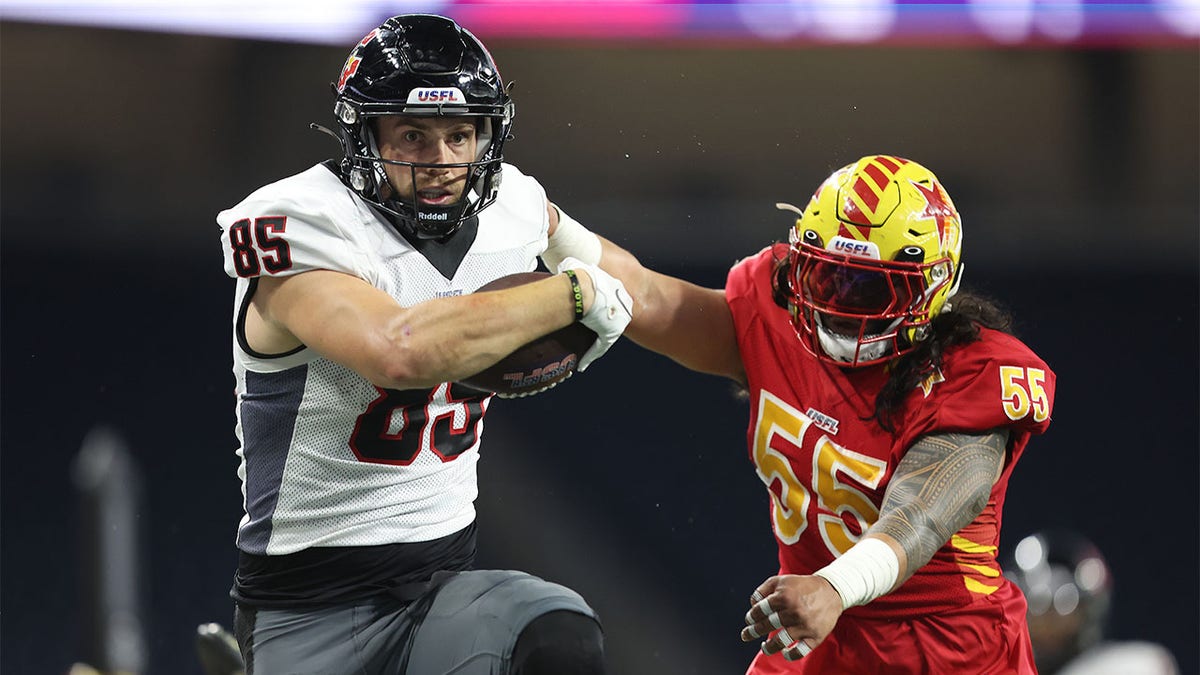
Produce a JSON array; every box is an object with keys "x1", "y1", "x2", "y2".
[{"x1": 1003, "y1": 530, "x2": 1113, "y2": 673}]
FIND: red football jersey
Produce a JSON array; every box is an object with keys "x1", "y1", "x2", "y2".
[{"x1": 727, "y1": 245, "x2": 1055, "y2": 620}]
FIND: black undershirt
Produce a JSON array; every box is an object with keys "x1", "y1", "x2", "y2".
[{"x1": 232, "y1": 523, "x2": 476, "y2": 608}]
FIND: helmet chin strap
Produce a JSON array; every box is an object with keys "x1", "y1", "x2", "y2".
[
  {"x1": 364, "y1": 131, "x2": 390, "y2": 200},
  {"x1": 942, "y1": 263, "x2": 964, "y2": 312}
]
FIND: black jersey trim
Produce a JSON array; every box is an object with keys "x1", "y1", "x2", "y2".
[
  {"x1": 394, "y1": 213, "x2": 480, "y2": 281},
  {"x1": 236, "y1": 277, "x2": 307, "y2": 360}
]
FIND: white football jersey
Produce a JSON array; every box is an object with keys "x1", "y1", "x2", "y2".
[{"x1": 216, "y1": 162, "x2": 549, "y2": 555}]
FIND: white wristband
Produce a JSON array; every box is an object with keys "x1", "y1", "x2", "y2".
[
  {"x1": 812, "y1": 538, "x2": 900, "y2": 610},
  {"x1": 542, "y1": 205, "x2": 601, "y2": 271}
]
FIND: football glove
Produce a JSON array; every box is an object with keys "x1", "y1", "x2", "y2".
[{"x1": 557, "y1": 257, "x2": 633, "y2": 371}]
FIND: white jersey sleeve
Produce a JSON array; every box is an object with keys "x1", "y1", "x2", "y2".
[
  {"x1": 216, "y1": 164, "x2": 383, "y2": 285},
  {"x1": 472, "y1": 162, "x2": 550, "y2": 258}
]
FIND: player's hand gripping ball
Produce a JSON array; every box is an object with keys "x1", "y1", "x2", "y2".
[{"x1": 458, "y1": 272, "x2": 597, "y2": 398}]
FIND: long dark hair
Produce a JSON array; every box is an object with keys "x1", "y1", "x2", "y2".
[{"x1": 771, "y1": 254, "x2": 1014, "y2": 433}]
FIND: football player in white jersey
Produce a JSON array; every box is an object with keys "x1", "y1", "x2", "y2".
[{"x1": 216, "y1": 14, "x2": 629, "y2": 675}]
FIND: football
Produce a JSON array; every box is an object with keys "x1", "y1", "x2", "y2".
[{"x1": 458, "y1": 271, "x2": 597, "y2": 398}]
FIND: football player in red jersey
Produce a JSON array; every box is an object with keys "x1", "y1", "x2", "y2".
[{"x1": 543, "y1": 155, "x2": 1055, "y2": 673}]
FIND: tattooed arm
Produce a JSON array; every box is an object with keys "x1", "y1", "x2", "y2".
[
  {"x1": 743, "y1": 428, "x2": 1011, "y2": 659},
  {"x1": 869, "y1": 429, "x2": 1010, "y2": 583}
]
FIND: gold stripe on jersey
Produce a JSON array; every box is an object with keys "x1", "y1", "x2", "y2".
[{"x1": 951, "y1": 534, "x2": 1003, "y2": 596}]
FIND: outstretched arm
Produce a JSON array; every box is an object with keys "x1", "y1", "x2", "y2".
[
  {"x1": 743, "y1": 429, "x2": 1010, "y2": 660},
  {"x1": 545, "y1": 202, "x2": 744, "y2": 382},
  {"x1": 597, "y1": 237, "x2": 743, "y2": 381}
]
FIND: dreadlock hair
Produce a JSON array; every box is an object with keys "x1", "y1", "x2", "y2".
[{"x1": 771, "y1": 251, "x2": 1014, "y2": 433}]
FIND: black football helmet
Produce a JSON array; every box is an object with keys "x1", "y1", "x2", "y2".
[
  {"x1": 1002, "y1": 530, "x2": 1113, "y2": 673},
  {"x1": 331, "y1": 14, "x2": 514, "y2": 239}
]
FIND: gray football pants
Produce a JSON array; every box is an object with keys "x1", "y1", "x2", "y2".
[{"x1": 235, "y1": 569, "x2": 599, "y2": 675}]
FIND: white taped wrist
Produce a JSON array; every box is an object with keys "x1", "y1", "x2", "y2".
[
  {"x1": 813, "y1": 538, "x2": 900, "y2": 610},
  {"x1": 542, "y1": 206, "x2": 601, "y2": 271}
]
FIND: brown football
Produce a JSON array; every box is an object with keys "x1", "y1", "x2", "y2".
[{"x1": 458, "y1": 271, "x2": 597, "y2": 398}]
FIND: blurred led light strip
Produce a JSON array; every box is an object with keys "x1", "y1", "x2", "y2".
[{"x1": 1, "y1": 0, "x2": 1196, "y2": 46}]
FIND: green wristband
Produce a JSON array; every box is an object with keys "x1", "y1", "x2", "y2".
[{"x1": 564, "y1": 269, "x2": 585, "y2": 320}]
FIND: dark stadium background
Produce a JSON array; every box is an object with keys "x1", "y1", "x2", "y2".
[{"x1": 2, "y1": 13, "x2": 1196, "y2": 675}]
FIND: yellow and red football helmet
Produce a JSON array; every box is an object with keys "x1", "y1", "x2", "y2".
[{"x1": 782, "y1": 155, "x2": 963, "y2": 367}]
